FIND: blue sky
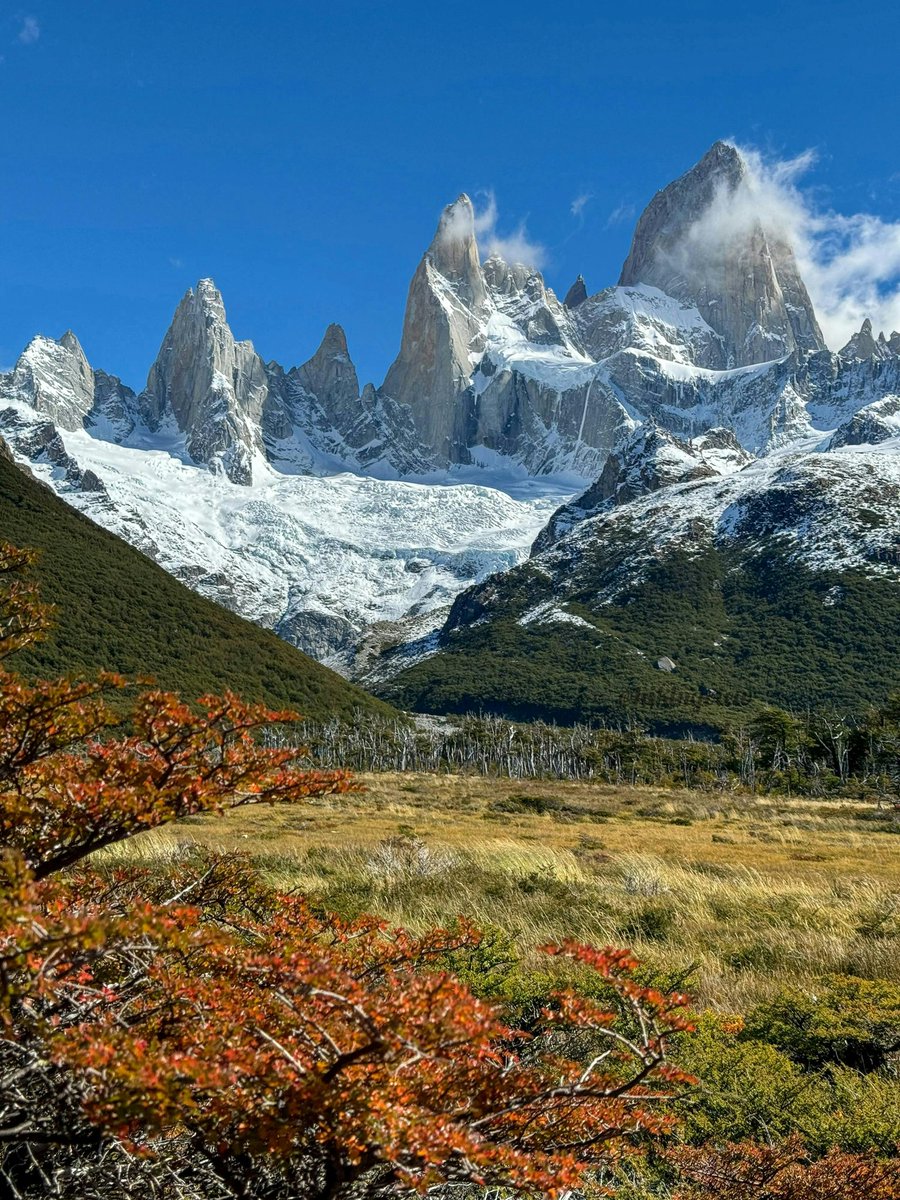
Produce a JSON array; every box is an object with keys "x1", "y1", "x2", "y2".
[{"x1": 3, "y1": 0, "x2": 900, "y2": 387}]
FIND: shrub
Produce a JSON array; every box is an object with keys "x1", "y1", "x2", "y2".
[{"x1": 743, "y1": 976, "x2": 900, "y2": 1072}]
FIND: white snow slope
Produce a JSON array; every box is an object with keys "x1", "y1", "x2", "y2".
[{"x1": 17, "y1": 419, "x2": 574, "y2": 672}]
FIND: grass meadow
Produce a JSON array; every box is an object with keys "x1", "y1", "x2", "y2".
[{"x1": 100, "y1": 772, "x2": 900, "y2": 1011}]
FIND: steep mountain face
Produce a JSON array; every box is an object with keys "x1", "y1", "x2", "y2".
[
  {"x1": 618, "y1": 140, "x2": 825, "y2": 367},
  {"x1": 0, "y1": 331, "x2": 136, "y2": 434},
  {"x1": 380, "y1": 195, "x2": 489, "y2": 465},
  {"x1": 5, "y1": 140, "x2": 900, "y2": 699},
  {"x1": 139, "y1": 280, "x2": 275, "y2": 485},
  {"x1": 378, "y1": 196, "x2": 626, "y2": 478}
]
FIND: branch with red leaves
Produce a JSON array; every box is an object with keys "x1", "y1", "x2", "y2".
[{"x1": 0, "y1": 541, "x2": 695, "y2": 1199}]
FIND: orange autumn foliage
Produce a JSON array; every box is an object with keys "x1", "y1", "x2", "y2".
[
  {"x1": 669, "y1": 1136, "x2": 900, "y2": 1200},
  {"x1": 0, "y1": 541, "x2": 693, "y2": 1199}
]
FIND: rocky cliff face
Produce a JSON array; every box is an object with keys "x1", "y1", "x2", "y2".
[
  {"x1": 1, "y1": 331, "x2": 98, "y2": 430},
  {"x1": 139, "y1": 279, "x2": 272, "y2": 484},
  {"x1": 379, "y1": 195, "x2": 488, "y2": 465},
  {"x1": 376, "y1": 195, "x2": 631, "y2": 477},
  {"x1": 618, "y1": 141, "x2": 825, "y2": 367}
]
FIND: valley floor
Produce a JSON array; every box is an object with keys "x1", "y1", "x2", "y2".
[{"x1": 104, "y1": 772, "x2": 900, "y2": 1011}]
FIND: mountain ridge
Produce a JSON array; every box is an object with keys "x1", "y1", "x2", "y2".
[{"x1": 4, "y1": 140, "x2": 900, "y2": 699}]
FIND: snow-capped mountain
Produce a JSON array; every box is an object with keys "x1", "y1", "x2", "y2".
[{"x1": 4, "y1": 139, "x2": 900, "y2": 691}]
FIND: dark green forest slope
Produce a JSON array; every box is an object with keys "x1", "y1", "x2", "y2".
[
  {"x1": 0, "y1": 451, "x2": 392, "y2": 721},
  {"x1": 385, "y1": 543, "x2": 900, "y2": 734}
]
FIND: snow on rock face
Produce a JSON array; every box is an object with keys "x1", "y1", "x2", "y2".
[
  {"x1": 440, "y1": 438, "x2": 900, "y2": 654},
  {"x1": 618, "y1": 141, "x2": 825, "y2": 367},
  {"x1": 9, "y1": 143, "x2": 900, "y2": 682},
  {"x1": 533, "y1": 424, "x2": 752, "y2": 553},
  {"x1": 828, "y1": 395, "x2": 900, "y2": 449},
  {"x1": 558, "y1": 441, "x2": 900, "y2": 584},
  {"x1": 10, "y1": 422, "x2": 572, "y2": 673},
  {"x1": 2, "y1": 332, "x2": 98, "y2": 431},
  {"x1": 379, "y1": 203, "x2": 634, "y2": 476},
  {"x1": 139, "y1": 279, "x2": 273, "y2": 485},
  {"x1": 574, "y1": 285, "x2": 726, "y2": 369}
]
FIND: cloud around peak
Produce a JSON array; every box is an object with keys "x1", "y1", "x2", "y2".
[
  {"x1": 438, "y1": 190, "x2": 547, "y2": 270},
  {"x1": 683, "y1": 142, "x2": 900, "y2": 347}
]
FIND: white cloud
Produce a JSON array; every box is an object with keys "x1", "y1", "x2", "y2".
[
  {"x1": 605, "y1": 201, "x2": 636, "y2": 229},
  {"x1": 570, "y1": 192, "x2": 592, "y2": 219},
  {"x1": 17, "y1": 16, "x2": 40, "y2": 45},
  {"x1": 437, "y1": 191, "x2": 546, "y2": 268},
  {"x1": 677, "y1": 143, "x2": 900, "y2": 348},
  {"x1": 472, "y1": 190, "x2": 547, "y2": 269}
]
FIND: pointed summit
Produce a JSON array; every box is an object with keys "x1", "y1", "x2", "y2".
[
  {"x1": 139, "y1": 279, "x2": 270, "y2": 484},
  {"x1": 563, "y1": 275, "x2": 588, "y2": 309},
  {"x1": 293, "y1": 324, "x2": 360, "y2": 421},
  {"x1": 7, "y1": 331, "x2": 95, "y2": 431},
  {"x1": 839, "y1": 317, "x2": 891, "y2": 361},
  {"x1": 426, "y1": 193, "x2": 487, "y2": 309},
  {"x1": 380, "y1": 195, "x2": 492, "y2": 463},
  {"x1": 430, "y1": 194, "x2": 476, "y2": 250},
  {"x1": 619, "y1": 141, "x2": 825, "y2": 366}
]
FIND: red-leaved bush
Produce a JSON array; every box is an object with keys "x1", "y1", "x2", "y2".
[{"x1": 0, "y1": 542, "x2": 693, "y2": 1199}]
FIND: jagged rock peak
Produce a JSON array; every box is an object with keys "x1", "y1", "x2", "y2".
[
  {"x1": 139, "y1": 277, "x2": 269, "y2": 485},
  {"x1": 293, "y1": 323, "x2": 360, "y2": 418},
  {"x1": 59, "y1": 329, "x2": 85, "y2": 354},
  {"x1": 619, "y1": 140, "x2": 825, "y2": 366},
  {"x1": 379, "y1": 195, "x2": 491, "y2": 465},
  {"x1": 6, "y1": 330, "x2": 96, "y2": 431},
  {"x1": 431, "y1": 193, "x2": 476, "y2": 247},
  {"x1": 563, "y1": 275, "x2": 588, "y2": 309},
  {"x1": 840, "y1": 317, "x2": 899, "y2": 361},
  {"x1": 315, "y1": 322, "x2": 350, "y2": 357},
  {"x1": 425, "y1": 193, "x2": 486, "y2": 307},
  {"x1": 692, "y1": 139, "x2": 747, "y2": 183}
]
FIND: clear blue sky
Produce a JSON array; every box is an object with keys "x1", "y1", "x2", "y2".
[{"x1": 3, "y1": 0, "x2": 900, "y2": 388}]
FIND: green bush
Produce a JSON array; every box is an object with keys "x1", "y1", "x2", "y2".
[
  {"x1": 673, "y1": 1016, "x2": 829, "y2": 1145},
  {"x1": 743, "y1": 976, "x2": 900, "y2": 1073}
]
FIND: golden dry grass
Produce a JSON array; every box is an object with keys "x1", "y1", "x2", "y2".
[{"x1": 99, "y1": 773, "x2": 900, "y2": 1010}]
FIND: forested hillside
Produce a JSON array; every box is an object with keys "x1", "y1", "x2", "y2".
[{"x1": 0, "y1": 448, "x2": 392, "y2": 720}]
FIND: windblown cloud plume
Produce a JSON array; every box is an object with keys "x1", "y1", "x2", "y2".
[
  {"x1": 435, "y1": 191, "x2": 546, "y2": 269},
  {"x1": 472, "y1": 191, "x2": 547, "y2": 269},
  {"x1": 684, "y1": 144, "x2": 900, "y2": 348}
]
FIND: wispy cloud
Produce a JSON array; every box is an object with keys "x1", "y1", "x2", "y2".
[
  {"x1": 438, "y1": 190, "x2": 546, "y2": 269},
  {"x1": 605, "y1": 202, "x2": 636, "y2": 229},
  {"x1": 475, "y1": 190, "x2": 546, "y2": 268},
  {"x1": 17, "y1": 15, "x2": 40, "y2": 45},
  {"x1": 570, "y1": 192, "x2": 592, "y2": 219},
  {"x1": 168, "y1": 256, "x2": 185, "y2": 270}
]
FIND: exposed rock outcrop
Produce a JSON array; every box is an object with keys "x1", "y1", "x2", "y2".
[
  {"x1": 828, "y1": 395, "x2": 900, "y2": 448},
  {"x1": 379, "y1": 195, "x2": 488, "y2": 465},
  {"x1": 139, "y1": 279, "x2": 271, "y2": 484},
  {"x1": 2, "y1": 332, "x2": 97, "y2": 430},
  {"x1": 533, "y1": 423, "x2": 752, "y2": 553},
  {"x1": 563, "y1": 275, "x2": 588, "y2": 309}
]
